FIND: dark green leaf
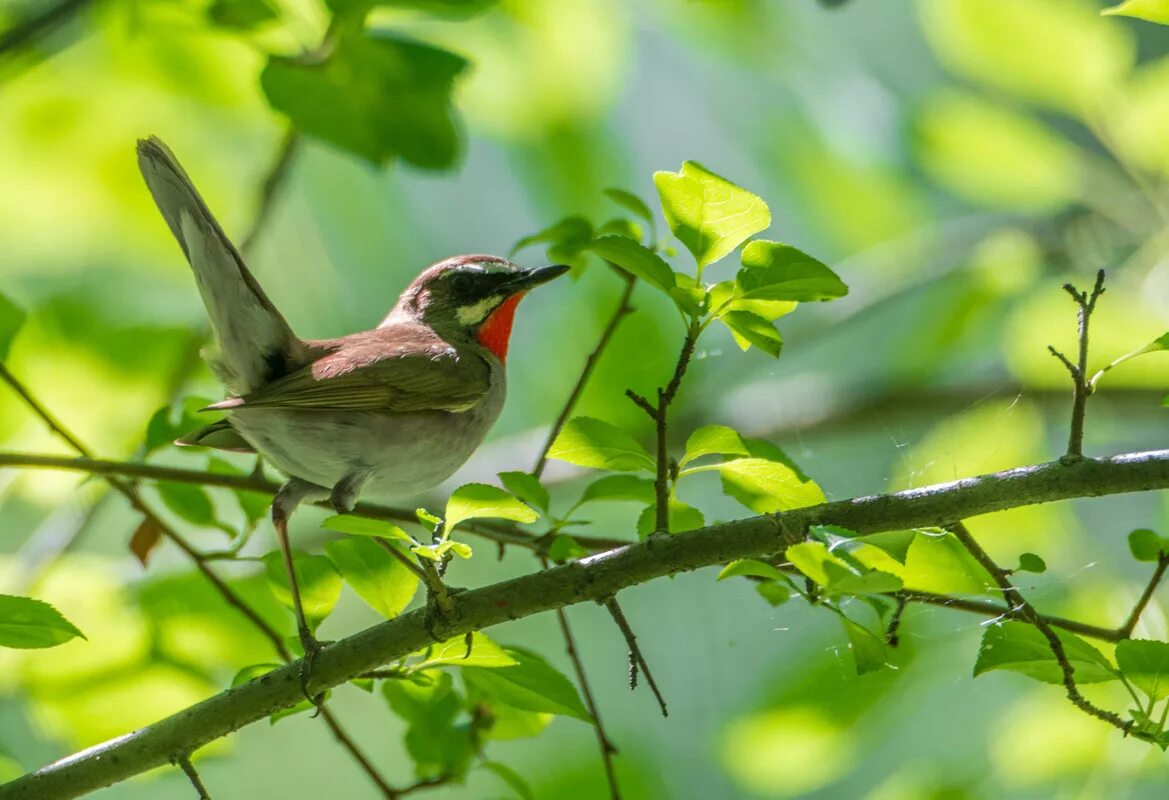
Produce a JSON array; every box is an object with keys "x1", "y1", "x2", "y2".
[
  {"x1": 156, "y1": 482, "x2": 220, "y2": 530},
  {"x1": 1128, "y1": 529, "x2": 1169, "y2": 562},
  {"x1": 382, "y1": 670, "x2": 455, "y2": 722},
  {"x1": 545, "y1": 535, "x2": 587, "y2": 562},
  {"x1": 445, "y1": 483, "x2": 539, "y2": 532},
  {"x1": 717, "y1": 558, "x2": 785, "y2": 582},
  {"x1": 738, "y1": 240, "x2": 848, "y2": 301},
  {"x1": 974, "y1": 621, "x2": 1117, "y2": 685},
  {"x1": 840, "y1": 617, "x2": 887, "y2": 674},
  {"x1": 510, "y1": 217, "x2": 592, "y2": 260},
  {"x1": 595, "y1": 218, "x2": 643, "y2": 242},
  {"x1": 207, "y1": 0, "x2": 278, "y2": 29},
  {"x1": 603, "y1": 187, "x2": 655, "y2": 226},
  {"x1": 584, "y1": 236, "x2": 675, "y2": 292},
  {"x1": 231, "y1": 663, "x2": 282, "y2": 687},
  {"x1": 756, "y1": 581, "x2": 792, "y2": 606},
  {"x1": 326, "y1": 0, "x2": 498, "y2": 18},
  {"x1": 721, "y1": 310, "x2": 783, "y2": 357},
  {"x1": 578, "y1": 474, "x2": 656, "y2": 505},
  {"x1": 325, "y1": 537, "x2": 419, "y2": 618},
  {"x1": 262, "y1": 551, "x2": 343, "y2": 631},
  {"x1": 636, "y1": 500, "x2": 704, "y2": 539},
  {"x1": 653, "y1": 161, "x2": 770, "y2": 268},
  {"x1": 1015, "y1": 552, "x2": 1047, "y2": 574},
  {"x1": 262, "y1": 33, "x2": 467, "y2": 168},
  {"x1": 462, "y1": 647, "x2": 592, "y2": 722},
  {"x1": 548, "y1": 417, "x2": 655, "y2": 472},
  {"x1": 498, "y1": 471, "x2": 549, "y2": 513},
  {"x1": 0, "y1": 292, "x2": 25, "y2": 360},
  {"x1": 0, "y1": 594, "x2": 85, "y2": 649},
  {"x1": 481, "y1": 761, "x2": 535, "y2": 800},
  {"x1": 1117, "y1": 640, "x2": 1169, "y2": 700}
]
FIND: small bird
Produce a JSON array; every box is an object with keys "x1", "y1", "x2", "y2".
[{"x1": 136, "y1": 137, "x2": 567, "y2": 676}]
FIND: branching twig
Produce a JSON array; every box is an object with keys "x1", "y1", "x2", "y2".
[
  {"x1": 946, "y1": 521, "x2": 1133, "y2": 735},
  {"x1": 604, "y1": 598, "x2": 667, "y2": 717},
  {"x1": 316, "y1": 707, "x2": 399, "y2": 799},
  {"x1": 175, "y1": 755, "x2": 210, "y2": 800},
  {"x1": 1119, "y1": 554, "x2": 1169, "y2": 639},
  {"x1": 1048, "y1": 269, "x2": 1106, "y2": 460},
  {"x1": 898, "y1": 590, "x2": 1121, "y2": 642}
]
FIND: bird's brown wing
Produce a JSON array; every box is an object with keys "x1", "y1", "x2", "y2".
[{"x1": 208, "y1": 327, "x2": 491, "y2": 413}]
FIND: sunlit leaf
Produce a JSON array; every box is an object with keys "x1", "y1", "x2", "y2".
[
  {"x1": 584, "y1": 236, "x2": 675, "y2": 292},
  {"x1": 738, "y1": 241, "x2": 847, "y2": 302},
  {"x1": 445, "y1": 483, "x2": 540, "y2": 532},
  {"x1": 262, "y1": 551, "x2": 343, "y2": 631},
  {"x1": 681, "y1": 424, "x2": 749, "y2": 466},
  {"x1": 1116, "y1": 639, "x2": 1169, "y2": 700},
  {"x1": 1089, "y1": 332, "x2": 1169, "y2": 389},
  {"x1": 714, "y1": 458, "x2": 825, "y2": 512},
  {"x1": 462, "y1": 647, "x2": 592, "y2": 722},
  {"x1": 1103, "y1": 0, "x2": 1169, "y2": 24},
  {"x1": 325, "y1": 537, "x2": 419, "y2": 618},
  {"x1": 718, "y1": 558, "x2": 786, "y2": 582},
  {"x1": 548, "y1": 417, "x2": 655, "y2": 472},
  {"x1": 721, "y1": 310, "x2": 783, "y2": 357},
  {"x1": 262, "y1": 32, "x2": 467, "y2": 168},
  {"x1": 0, "y1": 595, "x2": 85, "y2": 649},
  {"x1": 498, "y1": 471, "x2": 550, "y2": 513},
  {"x1": 902, "y1": 531, "x2": 994, "y2": 595},
  {"x1": 322, "y1": 515, "x2": 418, "y2": 546},
  {"x1": 413, "y1": 632, "x2": 518, "y2": 670},
  {"x1": 785, "y1": 541, "x2": 850, "y2": 586},
  {"x1": 654, "y1": 161, "x2": 770, "y2": 268},
  {"x1": 974, "y1": 621, "x2": 1117, "y2": 684},
  {"x1": 578, "y1": 474, "x2": 656, "y2": 505}
]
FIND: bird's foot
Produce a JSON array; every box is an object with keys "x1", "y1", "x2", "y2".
[
  {"x1": 423, "y1": 585, "x2": 465, "y2": 641},
  {"x1": 296, "y1": 627, "x2": 329, "y2": 712}
]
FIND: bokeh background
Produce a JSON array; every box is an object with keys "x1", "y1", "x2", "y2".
[{"x1": 3, "y1": 0, "x2": 1169, "y2": 797}]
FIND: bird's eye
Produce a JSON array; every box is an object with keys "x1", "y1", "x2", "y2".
[{"x1": 451, "y1": 273, "x2": 474, "y2": 293}]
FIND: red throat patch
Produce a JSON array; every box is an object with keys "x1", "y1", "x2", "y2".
[{"x1": 477, "y1": 293, "x2": 525, "y2": 363}]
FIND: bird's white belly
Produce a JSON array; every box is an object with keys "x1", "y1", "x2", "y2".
[{"x1": 228, "y1": 384, "x2": 504, "y2": 497}]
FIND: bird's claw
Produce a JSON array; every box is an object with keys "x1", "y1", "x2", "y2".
[{"x1": 297, "y1": 629, "x2": 329, "y2": 712}]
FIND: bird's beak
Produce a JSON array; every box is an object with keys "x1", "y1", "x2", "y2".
[{"x1": 500, "y1": 264, "x2": 571, "y2": 295}]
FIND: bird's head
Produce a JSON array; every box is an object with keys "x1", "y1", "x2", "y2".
[{"x1": 385, "y1": 255, "x2": 569, "y2": 362}]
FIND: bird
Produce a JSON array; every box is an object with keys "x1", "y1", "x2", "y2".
[{"x1": 135, "y1": 136, "x2": 568, "y2": 686}]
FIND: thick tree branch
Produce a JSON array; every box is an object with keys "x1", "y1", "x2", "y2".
[{"x1": 6, "y1": 449, "x2": 1169, "y2": 799}]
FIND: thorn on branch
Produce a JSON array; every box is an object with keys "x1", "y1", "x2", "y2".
[{"x1": 604, "y1": 597, "x2": 668, "y2": 718}]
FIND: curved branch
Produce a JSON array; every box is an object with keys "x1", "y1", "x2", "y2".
[{"x1": 5, "y1": 448, "x2": 1169, "y2": 799}]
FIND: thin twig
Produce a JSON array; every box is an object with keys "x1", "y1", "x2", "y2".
[
  {"x1": 175, "y1": 755, "x2": 211, "y2": 800},
  {"x1": 946, "y1": 521, "x2": 1133, "y2": 735},
  {"x1": 316, "y1": 707, "x2": 399, "y2": 799},
  {"x1": 1119, "y1": 554, "x2": 1169, "y2": 639},
  {"x1": 0, "y1": 0, "x2": 92, "y2": 59},
  {"x1": 238, "y1": 129, "x2": 300, "y2": 255},
  {"x1": 1049, "y1": 269, "x2": 1106, "y2": 460},
  {"x1": 371, "y1": 538, "x2": 428, "y2": 581},
  {"x1": 885, "y1": 595, "x2": 908, "y2": 647},
  {"x1": 898, "y1": 590, "x2": 1121, "y2": 642},
  {"x1": 604, "y1": 598, "x2": 667, "y2": 717}
]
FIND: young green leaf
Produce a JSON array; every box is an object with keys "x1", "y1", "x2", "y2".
[
  {"x1": 840, "y1": 617, "x2": 887, "y2": 675},
  {"x1": 413, "y1": 632, "x2": 518, "y2": 670},
  {"x1": 262, "y1": 33, "x2": 467, "y2": 168},
  {"x1": 445, "y1": 483, "x2": 539, "y2": 532},
  {"x1": 325, "y1": 537, "x2": 419, "y2": 619},
  {"x1": 738, "y1": 241, "x2": 848, "y2": 302},
  {"x1": 231, "y1": 663, "x2": 282, "y2": 687},
  {"x1": 0, "y1": 595, "x2": 85, "y2": 649},
  {"x1": 603, "y1": 188, "x2": 655, "y2": 227},
  {"x1": 653, "y1": 161, "x2": 770, "y2": 268},
  {"x1": 902, "y1": 532, "x2": 995, "y2": 595},
  {"x1": 707, "y1": 458, "x2": 825, "y2": 512},
  {"x1": 974, "y1": 621, "x2": 1117, "y2": 684},
  {"x1": 548, "y1": 417, "x2": 655, "y2": 472},
  {"x1": 721, "y1": 310, "x2": 783, "y2": 357},
  {"x1": 827, "y1": 568, "x2": 903, "y2": 597},
  {"x1": 1090, "y1": 332, "x2": 1169, "y2": 389},
  {"x1": 510, "y1": 217, "x2": 593, "y2": 259},
  {"x1": 636, "y1": 500, "x2": 705, "y2": 538},
  {"x1": 498, "y1": 471, "x2": 550, "y2": 513},
  {"x1": 462, "y1": 647, "x2": 592, "y2": 722},
  {"x1": 717, "y1": 558, "x2": 786, "y2": 582},
  {"x1": 578, "y1": 474, "x2": 656, "y2": 506},
  {"x1": 681, "y1": 424, "x2": 749, "y2": 467},
  {"x1": 1128, "y1": 528, "x2": 1169, "y2": 562},
  {"x1": 1102, "y1": 0, "x2": 1169, "y2": 25},
  {"x1": 584, "y1": 236, "x2": 675, "y2": 292},
  {"x1": 0, "y1": 291, "x2": 25, "y2": 360},
  {"x1": 322, "y1": 515, "x2": 418, "y2": 546},
  {"x1": 262, "y1": 551, "x2": 343, "y2": 631},
  {"x1": 785, "y1": 541, "x2": 850, "y2": 586},
  {"x1": 1116, "y1": 640, "x2": 1169, "y2": 700}
]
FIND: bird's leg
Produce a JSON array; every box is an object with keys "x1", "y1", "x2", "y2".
[
  {"x1": 330, "y1": 470, "x2": 372, "y2": 515},
  {"x1": 272, "y1": 478, "x2": 329, "y2": 705}
]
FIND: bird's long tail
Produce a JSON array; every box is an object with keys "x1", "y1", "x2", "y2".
[{"x1": 136, "y1": 137, "x2": 307, "y2": 394}]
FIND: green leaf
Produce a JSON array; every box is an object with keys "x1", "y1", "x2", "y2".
[
  {"x1": 262, "y1": 551, "x2": 343, "y2": 631},
  {"x1": 145, "y1": 397, "x2": 216, "y2": 454},
  {"x1": 481, "y1": 761, "x2": 535, "y2": 800},
  {"x1": 756, "y1": 582, "x2": 793, "y2": 606},
  {"x1": 681, "y1": 424, "x2": 749, "y2": 467},
  {"x1": 445, "y1": 483, "x2": 539, "y2": 533},
  {"x1": 497, "y1": 471, "x2": 549, "y2": 513},
  {"x1": 718, "y1": 558, "x2": 786, "y2": 582},
  {"x1": 636, "y1": 500, "x2": 704, "y2": 539},
  {"x1": 974, "y1": 621, "x2": 1117, "y2": 685},
  {"x1": 1117, "y1": 640, "x2": 1169, "y2": 700},
  {"x1": 721, "y1": 310, "x2": 783, "y2": 357},
  {"x1": 902, "y1": 531, "x2": 995, "y2": 595},
  {"x1": 325, "y1": 537, "x2": 419, "y2": 619},
  {"x1": 584, "y1": 236, "x2": 675, "y2": 292},
  {"x1": 1014, "y1": 552, "x2": 1047, "y2": 574},
  {"x1": 326, "y1": 0, "x2": 498, "y2": 18},
  {"x1": 1090, "y1": 332, "x2": 1169, "y2": 389},
  {"x1": 261, "y1": 33, "x2": 467, "y2": 169},
  {"x1": 595, "y1": 218, "x2": 643, "y2": 242},
  {"x1": 156, "y1": 481, "x2": 226, "y2": 533},
  {"x1": 322, "y1": 515, "x2": 418, "y2": 546},
  {"x1": 1129, "y1": 528, "x2": 1169, "y2": 562},
  {"x1": 0, "y1": 291, "x2": 25, "y2": 360},
  {"x1": 231, "y1": 663, "x2": 282, "y2": 687},
  {"x1": 510, "y1": 217, "x2": 592, "y2": 259},
  {"x1": 462, "y1": 647, "x2": 592, "y2": 722},
  {"x1": 382, "y1": 670, "x2": 455, "y2": 723},
  {"x1": 738, "y1": 241, "x2": 848, "y2": 302},
  {"x1": 545, "y1": 535, "x2": 587, "y2": 562},
  {"x1": 712, "y1": 458, "x2": 826, "y2": 512},
  {"x1": 603, "y1": 188, "x2": 655, "y2": 227},
  {"x1": 578, "y1": 474, "x2": 656, "y2": 505},
  {"x1": 207, "y1": 459, "x2": 269, "y2": 524},
  {"x1": 840, "y1": 617, "x2": 887, "y2": 675},
  {"x1": 413, "y1": 632, "x2": 518, "y2": 670},
  {"x1": 785, "y1": 541, "x2": 849, "y2": 586},
  {"x1": 827, "y1": 568, "x2": 903, "y2": 597},
  {"x1": 653, "y1": 161, "x2": 770, "y2": 268},
  {"x1": 207, "y1": 0, "x2": 278, "y2": 29},
  {"x1": 548, "y1": 417, "x2": 655, "y2": 472},
  {"x1": 0, "y1": 594, "x2": 85, "y2": 649},
  {"x1": 1104, "y1": 0, "x2": 1169, "y2": 24},
  {"x1": 448, "y1": 541, "x2": 473, "y2": 559}
]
